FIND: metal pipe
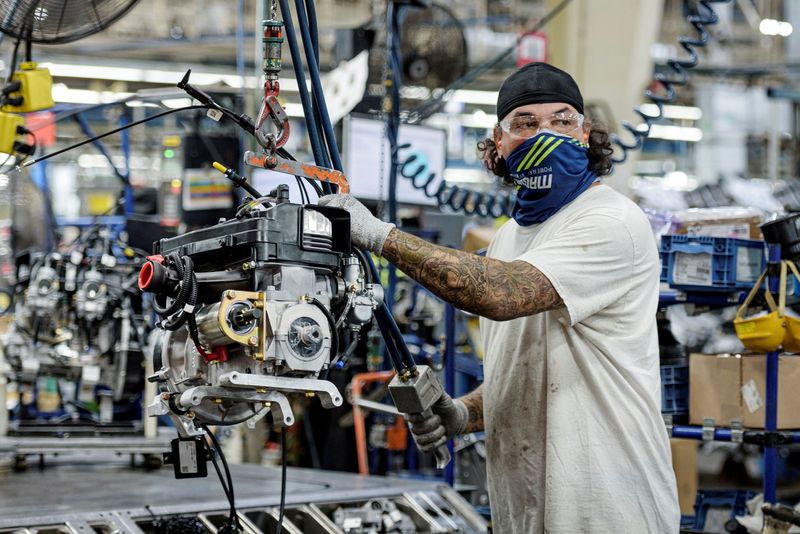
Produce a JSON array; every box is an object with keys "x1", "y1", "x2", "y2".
[
  {"x1": 670, "y1": 426, "x2": 734, "y2": 441},
  {"x1": 765, "y1": 350, "x2": 779, "y2": 503},
  {"x1": 444, "y1": 303, "x2": 456, "y2": 485},
  {"x1": 764, "y1": 244, "x2": 782, "y2": 503},
  {"x1": 351, "y1": 371, "x2": 395, "y2": 475}
]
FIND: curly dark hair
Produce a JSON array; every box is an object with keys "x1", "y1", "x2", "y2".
[{"x1": 477, "y1": 121, "x2": 615, "y2": 186}]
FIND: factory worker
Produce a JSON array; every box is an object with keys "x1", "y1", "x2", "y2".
[{"x1": 320, "y1": 62, "x2": 679, "y2": 533}]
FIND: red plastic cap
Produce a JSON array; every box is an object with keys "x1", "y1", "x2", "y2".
[{"x1": 138, "y1": 261, "x2": 155, "y2": 290}]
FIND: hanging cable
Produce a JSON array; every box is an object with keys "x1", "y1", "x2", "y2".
[
  {"x1": 202, "y1": 424, "x2": 242, "y2": 532},
  {"x1": 276, "y1": 0, "x2": 415, "y2": 373},
  {"x1": 23, "y1": 105, "x2": 212, "y2": 167},
  {"x1": 277, "y1": 0, "x2": 329, "y2": 173},
  {"x1": 385, "y1": 1, "x2": 403, "y2": 226},
  {"x1": 6, "y1": 36, "x2": 22, "y2": 84},
  {"x1": 304, "y1": 0, "x2": 327, "y2": 168},
  {"x1": 294, "y1": 0, "x2": 344, "y2": 175},
  {"x1": 275, "y1": 428, "x2": 287, "y2": 534},
  {"x1": 23, "y1": 32, "x2": 32, "y2": 63},
  {"x1": 295, "y1": 0, "x2": 343, "y2": 174},
  {"x1": 611, "y1": 0, "x2": 729, "y2": 163}
]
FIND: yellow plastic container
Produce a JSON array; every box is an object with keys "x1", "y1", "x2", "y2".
[
  {"x1": 735, "y1": 268, "x2": 784, "y2": 352},
  {"x1": 782, "y1": 316, "x2": 800, "y2": 353},
  {"x1": 734, "y1": 311, "x2": 785, "y2": 352},
  {"x1": 781, "y1": 261, "x2": 800, "y2": 353}
]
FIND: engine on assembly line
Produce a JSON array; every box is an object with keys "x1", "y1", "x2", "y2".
[
  {"x1": 2, "y1": 245, "x2": 148, "y2": 431},
  {"x1": 142, "y1": 185, "x2": 383, "y2": 436}
]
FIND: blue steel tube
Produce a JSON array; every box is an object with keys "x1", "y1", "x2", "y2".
[
  {"x1": 765, "y1": 350, "x2": 779, "y2": 503},
  {"x1": 764, "y1": 244, "x2": 782, "y2": 503},
  {"x1": 119, "y1": 114, "x2": 133, "y2": 217},
  {"x1": 670, "y1": 425, "x2": 800, "y2": 443},
  {"x1": 444, "y1": 303, "x2": 456, "y2": 484},
  {"x1": 671, "y1": 426, "x2": 734, "y2": 441}
]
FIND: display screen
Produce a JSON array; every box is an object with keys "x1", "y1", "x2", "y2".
[
  {"x1": 342, "y1": 114, "x2": 446, "y2": 205},
  {"x1": 249, "y1": 116, "x2": 447, "y2": 206}
]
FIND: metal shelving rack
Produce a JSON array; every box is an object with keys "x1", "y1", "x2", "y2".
[{"x1": 660, "y1": 245, "x2": 793, "y2": 503}]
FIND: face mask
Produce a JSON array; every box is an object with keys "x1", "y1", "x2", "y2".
[{"x1": 505, "y1": 130, "x2": 598, "y2": 226}]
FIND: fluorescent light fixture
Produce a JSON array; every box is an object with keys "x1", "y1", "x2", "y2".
[
  {"x1": 638, "y1": 103, "x2": 702, "y2": 121},
  {"x1": 640, "y1": 124, "x2": 703, "y2": 142},
  {"x1": 161, "y1": 98, "x2": 193, "y2": 109},
  {"x1": 452, "y1": 89, "x2": 499, "y2": 106},
  {"x1": 52, "y1": 83, "x2": 133, "y2": 104},
  {"x1": 125, "y1": 101, "x2": 160, "y2": 108},
  {"x1": 460, "y1": 110, "x2": 497, "y2": 129},
  {"x1": 443, "y1": 167, "x2": 495, "y2": 185},
  {"x1": 40, "y1": 62, "x2": 270, "y2": 89},
  {"x1": 663, "y1": 170, "x2": 698, "y2": 190},
  {"x1": 397, "y1": 85, "x2": 498, "y2": 105},
  {"x1": 759, "y1": 18, "x2": 793, "y2": 37}
]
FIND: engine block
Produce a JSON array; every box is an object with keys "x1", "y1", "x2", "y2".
[{"x1": 143, "y1": 186, "x2": 382, "y2": 436}]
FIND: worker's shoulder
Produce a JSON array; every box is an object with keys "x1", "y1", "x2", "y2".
[{"x1": 567, "y1": 184, "x2": 650, "y2": 228}]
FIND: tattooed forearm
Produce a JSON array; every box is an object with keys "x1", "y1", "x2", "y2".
[
  {"x1": 460, "y1": 384, "x2": 485, "y2": 434},
  {"x1": 381, "y1": 228, "x2": 563, "y2": 321}
]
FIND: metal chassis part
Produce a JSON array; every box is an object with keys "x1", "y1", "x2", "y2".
[{"x1": 148, "y1": 373, "x2": 343, "y2": 436}]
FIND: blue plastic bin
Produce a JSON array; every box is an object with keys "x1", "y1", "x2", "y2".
[
  {"x1": 661, "y1": 363, "x2": 688, "y2": 416},
  {"x1": 691, "y1": 490, "x2": 756, "y2": 531},
  {"x1": 660, "y1": 235, "x2": 765, "y2": 293}
]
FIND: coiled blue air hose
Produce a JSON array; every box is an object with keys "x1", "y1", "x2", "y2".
[{"x1": 612, "y1": 0, "x2": 729, "y2": 163}]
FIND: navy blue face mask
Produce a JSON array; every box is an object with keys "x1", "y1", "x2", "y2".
[{"x1": 506, "y1": 130, "x2": 598, "y2": 226}]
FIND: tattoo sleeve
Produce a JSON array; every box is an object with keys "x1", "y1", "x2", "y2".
[
  {"x1": 381, "y1": 228, "x2": 563, "y2": 321},
  {"x1": 460, "y1": 384, "x2": 485, "y2": 434}
]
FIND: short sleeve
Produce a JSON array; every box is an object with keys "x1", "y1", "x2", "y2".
[{"x1": 517, "y1": 214, "x2": 637, "y2": 326}]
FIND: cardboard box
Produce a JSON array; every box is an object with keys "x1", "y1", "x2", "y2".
[
  {"x1": 673, "y1": 207, "x2": 763, "y2": 240},
  {"x1": 670, "y1": 438, "x2": 698, "y2": 515},
  {"x1": 741, "y1": 354, "x2": 800, "y2": 429},
  {"x1": 689, "y1": 353, "x2": 742, "y2": 426},
  {"x1": 689, "y1": 353, "x2": 800, "y2": 429}
]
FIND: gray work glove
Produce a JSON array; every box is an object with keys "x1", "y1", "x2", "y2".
[
  {"x1": 407, "y1": 392, "x2": 468, "y2": 453},
  {"x1": 317, "y1": 194, "x2": 395, "y2": 255}
]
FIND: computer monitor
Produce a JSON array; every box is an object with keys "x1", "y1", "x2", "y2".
[{"x1": 342, "y1": 114, "x2": 446, "y2": 206}]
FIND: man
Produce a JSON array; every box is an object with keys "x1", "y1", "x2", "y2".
[{"x1": 320, "y1": 62, "x2": 679, "y2": 533}]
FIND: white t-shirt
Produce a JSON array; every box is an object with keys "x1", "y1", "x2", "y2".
[{"x1": 479, "y1": 184, "x2": 679, "y2": 533}]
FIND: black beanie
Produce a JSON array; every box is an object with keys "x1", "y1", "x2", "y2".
[{"x1": 496, "y1": 62, "x2": 584, "y2": 121}]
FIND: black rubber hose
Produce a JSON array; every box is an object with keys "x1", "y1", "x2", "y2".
[
  {"x1": 161, "y1": 257, "x2": 197, "y2": 331},
  {"x1": 375, "y1": 303, "x2": 414, "y2": 369},
  {"x1": 308, "y1": 297, "x2": 339, "y2": 361},
  {"x1": 352, "y1": 248, "x2": 373, "y2": 284},
  {"x1": 275, "y1": 428, "x2": 287, "y2": 534},
  {"x1": 277, "y1": 0, "x2": 328, "y2": 169}
]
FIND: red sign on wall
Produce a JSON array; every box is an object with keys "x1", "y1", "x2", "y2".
[{"x1": 516, "y1": 32, "x2": 548, "y2": 68}]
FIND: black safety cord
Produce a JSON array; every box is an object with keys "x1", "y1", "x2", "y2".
[
  {"x1": 202, "y1": 424, "x2": 242, "y2": 531},
  {"x1": 23, "y1": 105, "x2": 212, "y2": 167},
  {"x1": 275, "y1": 428, "x2": 287, "y2": 534}
]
